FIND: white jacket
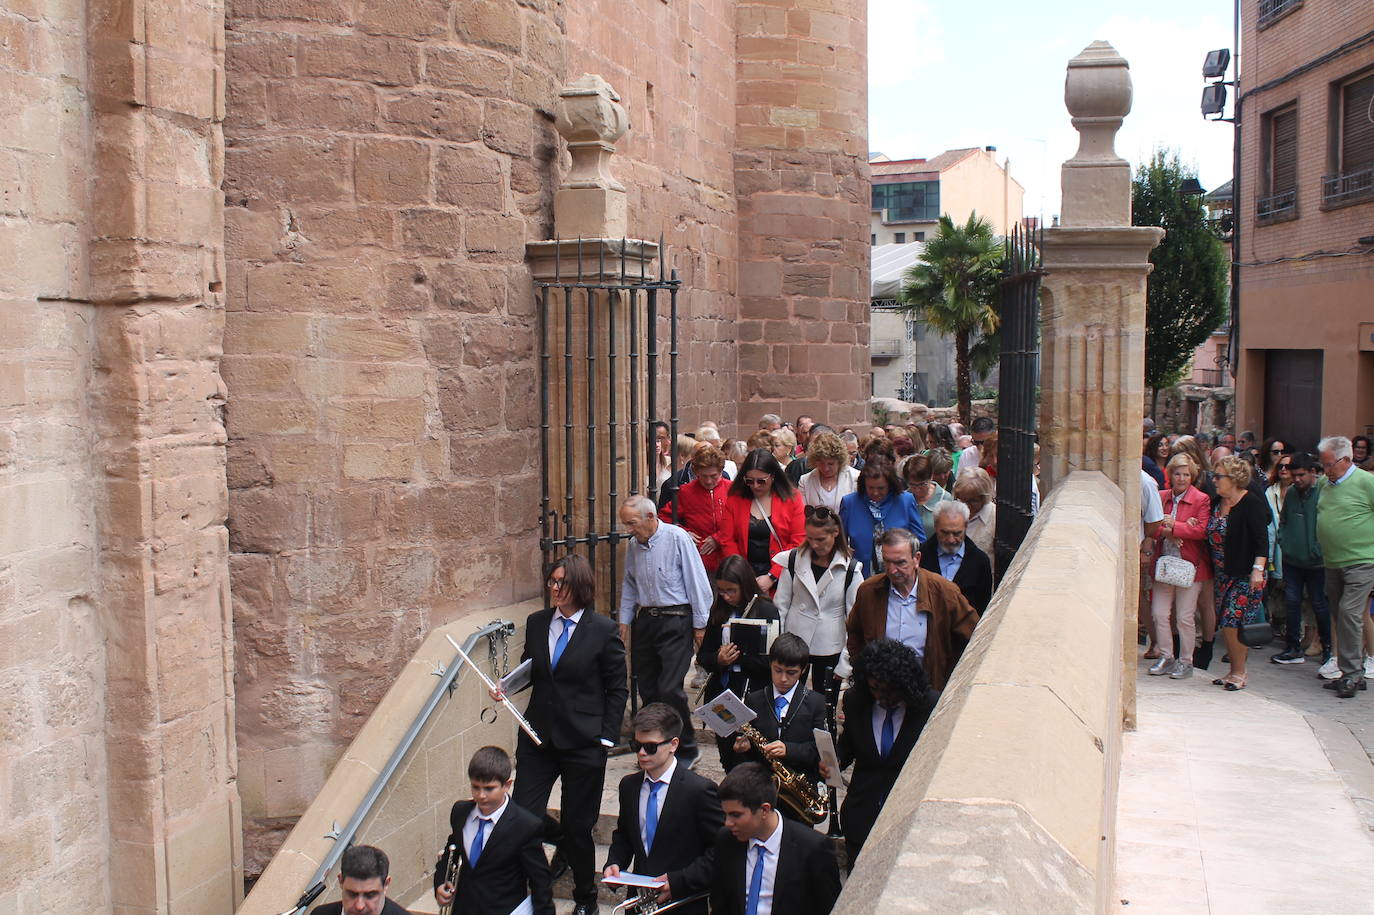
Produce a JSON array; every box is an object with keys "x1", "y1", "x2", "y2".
[
  {"x1": 772, "y1": 545, "x2": 864, "y2": 675},
  {"x1": 798, "y1": 466, "x2": 860, "y2": 509}
]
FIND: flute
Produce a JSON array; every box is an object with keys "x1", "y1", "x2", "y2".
[{"x1": 445, "y1": 633, "x2": 543, "y2": 746}]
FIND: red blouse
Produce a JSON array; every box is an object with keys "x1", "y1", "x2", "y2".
[
  {"x1": 659, "y1": 479, "x2": 730, "y2": 574},
  {"x1": 718, "y1": 490, "x2": 806, "y2": 581}
]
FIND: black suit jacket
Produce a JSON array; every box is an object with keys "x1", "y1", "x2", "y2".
[
  {"x1": 519, "y1": 607, "x2": 628, "y2": 750},
  {"x1": 835, "y1": 686, "x2": 938, "y2": 852},
  {"x1": 433, "y1": 799, "x2": 554, "y2": 915},
  {"x1": 740, "y1": 685, "x2": 827, "y2": 785},
  {"x1": 919, "y1": 535, "x2": 994, "y2": 613},
  {"x1": 708, "y1": 818, "x2": 841, "y2": 915},
  {"x1": 605, "y1": 762, "x2": 722, "y2": 911},
  {"x1": 309, "y1": 900, "x2": 408, "y2": 915}
]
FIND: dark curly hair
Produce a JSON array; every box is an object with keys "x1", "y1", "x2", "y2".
[{"x1": 850, "y1": 638, "x2": 930, "y2": 707}]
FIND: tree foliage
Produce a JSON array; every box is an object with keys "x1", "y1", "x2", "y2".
[
  {"x1": 1132, "y1": 150, "x2": 1229, "y2": 402},
  {"x1": 898, "y1": 213, "x2": 1003, "y2": 423}
]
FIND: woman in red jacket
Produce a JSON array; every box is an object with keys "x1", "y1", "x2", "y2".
[
  {"x1": 659, "y1": 442, "x2": 731, "y2": 575},
  {"x1": 720, "y1": 448, "x2": 806, "y2": 594},
  {"x1": 1149, "y1": 453, "x2": 1213, "y2": 680}
]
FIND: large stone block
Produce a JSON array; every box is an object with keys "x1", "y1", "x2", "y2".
[{"x1": 383, "y1": 91, "x2": 483, "y2": 142}]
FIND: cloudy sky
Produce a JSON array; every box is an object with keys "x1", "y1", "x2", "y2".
[{"x1": 868, "y1": 0, "x2": 1237, "y2": 221}]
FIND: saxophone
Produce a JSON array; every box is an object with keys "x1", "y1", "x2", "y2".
[{"x1": 738, "y1": 722, "x2": 829, "y2": 825}]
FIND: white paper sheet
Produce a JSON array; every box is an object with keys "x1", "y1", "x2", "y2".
[
  {"x1": 813, "y1": 728, "x2": 843, "y2": 789},
  {"x1": 507, "y1": 895, "x2": 533, "y2": 915},
  {"x1": 499, "y1": 658, "x2": 533, "y2": 695},
  {"x1": 694, "y1": 689, "x2": 757, "y2": 737},
  {"x1": 602, "y1": 872, "x2": 667, "y2": 889}
]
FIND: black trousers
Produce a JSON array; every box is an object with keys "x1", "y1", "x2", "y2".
[
  {"x1": 631, "y1": 612, "x2": 698, "y2": 752},
  {"x1": 512, "y1": 736, "x2": 607, "y2": 905}
]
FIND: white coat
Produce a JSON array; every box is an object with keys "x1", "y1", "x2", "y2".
[
  {"x1": 772, "y1": 545, "x2": 864, "y2": 676},
  {"x1": 798, "y1": 466, "x2": 860, "y2": 509}
]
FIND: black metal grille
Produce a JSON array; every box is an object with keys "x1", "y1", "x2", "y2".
[
  {"x1": 992, "y1": 222, "x2": 1042, "y2": 580},
  {"x1": 536, "y1": 239, "x2": 681, "y2": 608}
]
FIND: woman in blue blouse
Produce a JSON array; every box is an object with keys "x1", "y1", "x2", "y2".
[{"x1": 839, "y1": 458, "x2": 926, "y2": 575}]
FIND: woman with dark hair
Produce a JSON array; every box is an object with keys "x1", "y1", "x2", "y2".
[
  {"x1": 719, "y1": 448, "x2": 806, "y2": 594},
  {"x1": 903, "y1": 452, "x2": 954, "y2": 536},
  {"x1": 838, "y1": 458, "x2": 925, "y2": 575},
  {"x1": 1207, "y1": 456, "x2": 1271, "y2": 691},
  {"x1": 1353, "y1": 435, "x2": 1372, "y2": 470},
  {"x1": 696, "y1": 554, "x2": 780, "y2": 770},
  {"x1": 773, "y1": 505, "x2": 863, "y2": 689},
  {"x1": 819, "y1": 638, "x2": 938, "y2": 862},
  {"x1": 659, "y1": 441, "x2": 731, "y2": 574},
  {"x1": 1143, "y1": 432, "x2": 1169, "y2": 488},
  {"x1": 926, "y1": 422, "x2": 957, "y2": 453},
  {"x1": 1257, "y1": 437, "x2": 1290, "y2": 477}
]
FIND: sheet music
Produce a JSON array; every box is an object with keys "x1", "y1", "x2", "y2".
[
  {"x1": 507, "y1": 895, "x2": 534, "y2": 915},
  {"x1": 695, "y1": 689, "x2": 757, "y2": 737},
  {"x1": 499, "y1": 658, "x2": 533, "y2": 695},
  {"x1": 813, "y1": 728, "x2": 843, "y2": 788},
  {"x1": 602, "y1": 872, "x2": 666, "y2": 889}
]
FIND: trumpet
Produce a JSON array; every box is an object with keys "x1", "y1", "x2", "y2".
[
  {"x1": 738, "y1": 723, "x2": 829, "y2": 825},
  {"x1": 436, "y1": 843, "x2": 459, "y2": 915}
]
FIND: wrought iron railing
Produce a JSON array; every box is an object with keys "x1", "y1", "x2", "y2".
[
  {"x1": 1258, "y1": 0, "x2": 1302, "y2": 28},
  {"x1": 1195, "y1": 368, "x2": 1226, "y2": 387},
  {"x1": 1322, "y1": 165, "x2": 1374, "y2": 208},
  {"x1": 1256, "y1": 189, "x2": 1297, "y2": 222},
  {"x1": 280, "y1": 620, "x2": 516, "y2": 915}
]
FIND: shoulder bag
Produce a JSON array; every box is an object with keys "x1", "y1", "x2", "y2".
[{"x1": 1153, "y1": 498, "x2": 1196, "y2": 588}]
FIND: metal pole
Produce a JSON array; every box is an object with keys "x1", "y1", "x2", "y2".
[
  {"x1": 539, "y1": 283, "x2": 551, "y2": 562},
  {"x1": 587, "y1": 284, "x2": 598, "y2": 567},
  {"x1": 564, "y1": 271, "x2": 575, "y2": 553},
  {"x1": 669, "y1": 260, "x2": 680, "y2": 525}
]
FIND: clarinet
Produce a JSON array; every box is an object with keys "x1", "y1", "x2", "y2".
[{"x1": 820, "y1": 663, "x2": 843, "y2": 838}]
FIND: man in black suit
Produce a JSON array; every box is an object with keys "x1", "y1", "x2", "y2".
[
  {"x1": 710, "y1": 762, "x2": 841, "y2": 915},
  {"x1": 821, "y1": 639, "x2": 938, "y2": 863},
  {"x1": 310, "y1": 845, "x2": 408, "y2": 915},
  {"x1": 603, "y1": 703, "x2": 722, "y2": 914},
  {"x1": 505, "y1": 554, "x2": 628, "y2": 915},
  {"x1": 919, "y1": 500, "x2": 993, "y2": 613},
  {"x1": 434, "y1": 746, "x2": 554, "y2": 915},
  {"x1": 731, "y1": 633, "x2": 827, "y2": 820}
]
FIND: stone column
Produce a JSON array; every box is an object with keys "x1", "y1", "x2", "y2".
[
  {"x1": 1037, "y1": 43, "x2": 1162, "y2": 904},
  {"x1": 527, "y1": 76, "x2": 661, "y2": 605}
]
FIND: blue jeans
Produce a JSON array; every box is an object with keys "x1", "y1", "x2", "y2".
[{"x1": 1283, "y1": 561, "x2": 1330, "y2": 652}]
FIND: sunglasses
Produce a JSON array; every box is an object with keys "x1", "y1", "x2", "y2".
[
  {"x1": 630, "y1": 738, "x2": 671, "y2": 755},
  {"x1": 804, "y1": 505, "x2": 836, "y2": 520},
  {"x1": 1270, "y1": 448, "x2": 1290, "y2": 455},
  {"x1": 744, "y1": 476, "x2": 772, "y2": 486}
]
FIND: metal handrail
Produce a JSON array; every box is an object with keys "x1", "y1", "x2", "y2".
[{"x1": 281, "y1": 619, "x2": 516, "y2": 915}]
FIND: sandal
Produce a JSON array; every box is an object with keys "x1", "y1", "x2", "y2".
[
  {"x1": 1223, "y1": 674, "x2": 1247, "y2": 691},
  {"x1": 1212, "y1": 676, "x2": 1228, "y2": 686},
  {"x1": 1144, "y1": 647, "x2": 1162, "y2": 660}
]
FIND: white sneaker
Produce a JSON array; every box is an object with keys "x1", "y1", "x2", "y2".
[
  {"x1": 1364, "y1": 656, "x2": 1374, "y2": 677},
  {"x1": 1317, "y1": 657, "x2": 1341, "y2": 680}
]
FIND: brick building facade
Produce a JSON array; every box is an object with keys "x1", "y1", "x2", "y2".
[{"x1": 1, "y1": 0, "x2": 871, "y2": 907}]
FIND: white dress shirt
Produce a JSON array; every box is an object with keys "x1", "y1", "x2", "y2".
[
  {"x1": 745, "y1": 815, "x2": 784, "y2": 915},
  {"x1": 885, "y1": 581, "x2": 928, "y2": 659},
  {"x1": 547, "y1": 607, "x2": 585, "y2": 660},
  {"x1": 871, "y1": 701, "x2": 906, "y2": 751},
  {"x1": 771, "y1": 681, "x2": 799, "y2": 721},
  {"x1": 638, "y1": 756, "x2": 677, "y2": 849},
  {"x1": 464, "y1": 795, "x2": 510, "y2": 860}
]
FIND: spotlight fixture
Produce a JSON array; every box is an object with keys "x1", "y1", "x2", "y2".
[
  {"x1": 1203, "y1": 49, "x2": 1231, "y2": 80},
  {"x1": 1201, "y1": 84, "x2": 1227, "y2": 117},
  {"x1": 1180, "y1": 178, "x2": 1206, "y2": 196}
]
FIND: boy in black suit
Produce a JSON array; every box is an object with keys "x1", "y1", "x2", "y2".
[
  {"x1": 820, "y1": 638, "x2": 938, "y2": 864},
  {"x1": 503, "y1": 554, "x2": 628, "y2": 915},
  {"x1": 603, "y1": 703, "x2": 722, "y2": 914},
  {"x1": 309, "y1": 845, "x2": 408, "y2": 915},
  {"x1": 731, "y1": 633, "x2": 827, "y2": 820},
  {"x1": 434, "y1": 746, "x2": 554, "y2": 915},
  {"x1": 710, "y1": 762, "x2": 841, "y2": 915}
]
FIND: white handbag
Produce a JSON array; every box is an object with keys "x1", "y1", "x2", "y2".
[{"x1": 1153, "y1": 501, "x2": 1196, "y2": 588}]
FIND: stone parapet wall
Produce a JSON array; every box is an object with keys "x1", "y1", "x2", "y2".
[
  {"x1": 835, "y1": 472, "x2": 1126, "y2": 913},
  {"x1": 238, "y1": 603, "x2": 536, "y2": 915}
]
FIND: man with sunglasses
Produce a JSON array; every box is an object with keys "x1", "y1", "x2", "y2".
[{"x1": 604, "y1": 703, "x2": 722, "y2": 914}]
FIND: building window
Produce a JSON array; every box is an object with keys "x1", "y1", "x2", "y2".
[
  {"x1": 894, "y1": 232, "x2": 905, "y2": 244},
  {"x1": 1258, "y1": 104, "x2": 1298, "y2": 222},
  {"x1": 871, "y1": 234, "x2": 877, "y2": 245},
  {"x1": 1323, "y1": 70, "x2": 1374, "y2": 208},
  {"x1": 1257, "y1": 0, "x2": 1302, "y2": 29},
  {"x1": 915, "y1": 232, "x2": 925, "y2": 241},
  {"x1": 871, "y1": 180, "x2": 940, "y2": 222}
]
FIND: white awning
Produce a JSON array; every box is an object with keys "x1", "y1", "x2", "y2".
[{"x1": 870, "y1": 242, "x2": 925, "y2": 300}]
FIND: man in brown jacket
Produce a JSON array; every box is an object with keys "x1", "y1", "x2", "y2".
[{"x1": 845, "y1": 528, "x2": 980, "y2": 690}]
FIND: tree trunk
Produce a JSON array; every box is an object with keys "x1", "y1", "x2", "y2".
[
  {"x1": 956, "y1": 330, "x2": 971, "y2": 426},
  {"x1": 1150, "y1": 386, "x2": 1159, "y2": 422}
]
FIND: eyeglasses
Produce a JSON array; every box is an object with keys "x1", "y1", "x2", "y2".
[
  {"x1": 744, "y1": 476, "x2": 772, "y2": 487},
  {"x1": 630, "y1": 738, "x2": 669, "y2": 755},
  {"x1": 1270, "y1": 448, "x2": 1290, "y2": 455},
  {"x1": 546, "y1": 577, "x2": 567, "y2": 590},
  {"x1": 804, "y1": 505, "x2": 836, "y2": 520}
]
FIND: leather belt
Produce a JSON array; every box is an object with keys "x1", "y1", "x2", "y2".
[{"x1": 639, "y1": 604, "x2": 690, "y2": 617}]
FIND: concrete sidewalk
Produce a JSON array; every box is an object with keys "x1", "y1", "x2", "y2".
[{"x1": 1115, "y1": 668, "x2": 1374, "y2": 913}]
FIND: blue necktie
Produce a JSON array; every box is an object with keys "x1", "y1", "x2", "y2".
[
  {"x1": 745, "y1": 844, "x2": 766, "y2": 915},
  {"x1": 645, "y1": 780, "x2": 664, "y2": 851},
  {"x1": 880, "y1": 707, "x2": 896, "y2": 758},
  {"x1": 552, "y1": 616, "x2": 575, "y2": 669},
  {"x1": 470, "y1": 816, "x2": 490, "y2": 866},
  {"x1": 773, "y1": 694, "x2": 787, "y2": 721}
]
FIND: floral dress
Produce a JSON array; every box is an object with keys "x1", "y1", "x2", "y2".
[{"x1": 1207, "y1": 511, "x2": 1265, "y2": 628}]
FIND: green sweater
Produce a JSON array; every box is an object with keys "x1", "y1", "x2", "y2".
[
  {"x1": 1279, "y1": 484, "x2": 1323, "y2": 568},
  {"x1": 1315, "y1": 467, "x2": 1374, "y2": 568}
]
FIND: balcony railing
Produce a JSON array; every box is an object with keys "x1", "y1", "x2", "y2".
[
  {"x1": 871, "y1": 339, "x2": 902, "y2": 359},
  {"x1": 1322, "y1": 165, "x2": 1374, "y2": 208},
  {"x1": 1258, "y1": 0, "x2": 1302, "y2": 28},
  {"x1": 1256, "y1": 189, "x2": 1297, "y2": 222},
  {"x1": 1194, "y1": 368, "x2": 1226, "y2": 387}
]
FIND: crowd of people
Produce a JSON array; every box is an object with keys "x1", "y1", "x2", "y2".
[{"x1": 1140, "y1": 422, "x2": 1374, "y2": 699}]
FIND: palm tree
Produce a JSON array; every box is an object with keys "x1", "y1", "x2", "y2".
[{"x1": 898, "y1": 213, "x2": 1003, "y2": 424}]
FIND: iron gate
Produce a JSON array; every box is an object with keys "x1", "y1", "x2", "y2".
[{"x1": 993, "y1": 222, "x2": 1042, "y2": 579}]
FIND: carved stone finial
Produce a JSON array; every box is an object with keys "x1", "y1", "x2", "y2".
[
  {"x1": 1060, "y1": 41, "x2": 1133, "y2": 227},
  {"x1": 553, "y1": 74, "x2": 630, "y2": 238}
]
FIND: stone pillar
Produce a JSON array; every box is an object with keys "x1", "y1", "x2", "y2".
[
  {"x1": 527, "y1": 76, "x2": 660, "y2": 604},
  {"x1": 1038, "y1": 41, "x2": 1162, "y2": 908},
  {"x1": 733, "y1": 0, "x2": 871, "y2": 432},
  {"x1": 85, "y1": 0, "x2": 242, "y2": 909}
]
